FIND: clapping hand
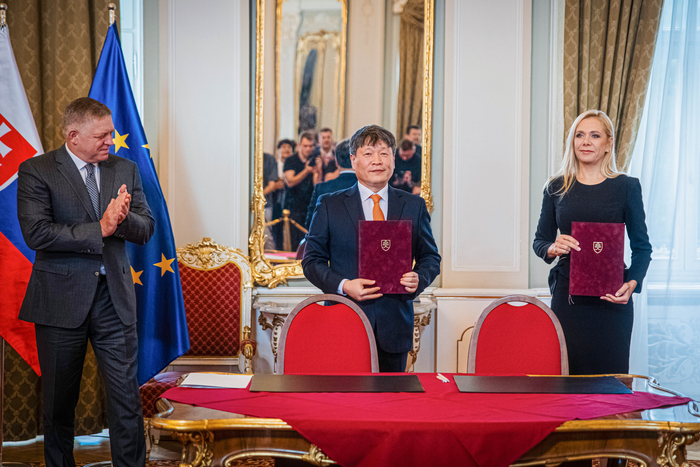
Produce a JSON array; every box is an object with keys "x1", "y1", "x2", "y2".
[
  {"x1": 117, "y1": 184, "x2": 131, "y2": 224},
  {"x1": 100, "y1": 184, "x2": 130, "y2": 237}
]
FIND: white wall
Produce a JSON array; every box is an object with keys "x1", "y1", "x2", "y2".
[
  {"x1": 442, "y1": 0, "x2": 532, "y2": 289},
  {"x1": 157, "y1": 0, "x2": 250, "y2": 251},
  {"x1": 345, "y1": 0, "x2": 385, "y2": 136}
]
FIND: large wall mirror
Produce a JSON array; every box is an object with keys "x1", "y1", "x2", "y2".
[{"x1": 250, "y1": 0, "x2": 436, "y2": 287}]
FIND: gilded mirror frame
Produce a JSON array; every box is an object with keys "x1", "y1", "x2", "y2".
[{"x1": 250, "y1": 0, "x2": 436, "y2": 287}]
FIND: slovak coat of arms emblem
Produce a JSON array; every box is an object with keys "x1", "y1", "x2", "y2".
[
  {"x1": 381, "y1": 239, "x2": 391, "y2": 252},
  {"x1": 593, "y1": 242, "x2": 603, "y2": 254}
]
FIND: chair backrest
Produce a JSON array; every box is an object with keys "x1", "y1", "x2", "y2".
[
  {"x1": 176, "y1": 237, "x2": 253, "y2": 373},
  {"x1": 278, "y1": 294, "x2": 379, "y2": 374},
  {"x1": 466, "y1": 295, "x2": 568, "y2": 375},
  {"x1": 457, "y1": 326, "x2": 475, "y2": 374}
]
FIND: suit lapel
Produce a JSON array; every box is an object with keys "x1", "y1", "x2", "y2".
[
  {"x1": 54, "y1": 147, "x2": 99, "y2": 221},
  {"x1": 387, "y1": 186, "x2": 406, "y2": 220},
  {"x1": 343, "y1": 183, "x2": 364, "y2": 235},
  {"x1": 99, "y1": 157, "x2": 116, "y2": 215}
]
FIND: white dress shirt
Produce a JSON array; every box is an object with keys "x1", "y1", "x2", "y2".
[{"x1": 66, "y1": 144, "x2": 101, "y2": 191}]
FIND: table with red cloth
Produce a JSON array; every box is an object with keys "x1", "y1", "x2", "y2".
[{"x1": 156, "y1": 373, "x2": 699, "y2": 467}]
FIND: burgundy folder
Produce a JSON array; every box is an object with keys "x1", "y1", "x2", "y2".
[
  {"x1": 358, "y1": 220, "x2": 412, "y2": 294},
  {"x1": 569, "y1": 221, "x2": 625, "y2": 296}
]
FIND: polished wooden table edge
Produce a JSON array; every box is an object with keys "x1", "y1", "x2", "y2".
[{"x1": 150, "y1": 374, "x2": 700, "y2": 433}]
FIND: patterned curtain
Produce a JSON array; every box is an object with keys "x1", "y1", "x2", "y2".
[
  {"x1": 396, "y1": 0, "x2": 424, "y2": 139},
  {"x1": 4, "y1": 0, "x2": 118, "y2": 151},
  {"x1": 2, "y1": 0, "x2": 118, "y2": 441},
  {"x1": 562, "y1": 0, "x2": 664, "y2": 171}
]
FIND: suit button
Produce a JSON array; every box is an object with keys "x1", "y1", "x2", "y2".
[
  {"x1": 95, "y1": 272, "x2": 100, "y2": 276},
  {"x1": 102, "y1": 242, "x2": 105, "y2": 247}
]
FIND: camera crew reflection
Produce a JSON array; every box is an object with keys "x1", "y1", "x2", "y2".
[{"x1": 283, "y1": 131, "x2": 316, "y2": 250}]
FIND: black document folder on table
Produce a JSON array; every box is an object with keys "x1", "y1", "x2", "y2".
[
  {"x1": 249, "y1": 374, "x2": 425, "y2": 393},
  {"x1": 453, "y1": 376, "x2": 632, "y2": 394}
]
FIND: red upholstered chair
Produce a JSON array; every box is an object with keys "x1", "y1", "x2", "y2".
[
  {"x1": 278, "y1": 294, "x2": 379, "y2": 374},
  {"x1": 139, "y1": 237, "x2": 255, "y2": 420},
  {"x1": 466, "y1": 295, "x2": 569, "y2": 375}
]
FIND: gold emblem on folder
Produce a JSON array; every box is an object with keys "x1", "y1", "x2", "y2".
[
  {"x1": 593, "y1": 242, "x2": 603, "y2": 254},
  {"x1": 381, "y1": 239, "x2": 391, "y2": 252}
]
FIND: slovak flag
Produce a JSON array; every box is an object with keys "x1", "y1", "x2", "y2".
[{"x1": 0, "y1": 24, "x2": 43, "y2": 374}]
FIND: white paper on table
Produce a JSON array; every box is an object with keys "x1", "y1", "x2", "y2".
[{"x1": 179, "y1": 373, "x2": 253, "y2": 389}]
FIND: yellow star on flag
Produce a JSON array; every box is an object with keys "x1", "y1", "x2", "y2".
[
  {"x1": 131, "y1": 266, "x2": 143, "y2": 285},
  {"x1": 142, "y1": 144, "x2": 149, "y2": 149},
  {"x1": 154, "y1": 254, "x2": 175, "y2": 277},
  {"x1": 113, "y1": 130, "x2": 130, "y2": 153}
]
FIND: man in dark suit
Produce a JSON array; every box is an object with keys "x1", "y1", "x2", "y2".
[
  {"x1": 308, "y1": 127, "x2": 339, "y2": 184},
  {"x1": 17, "y1": 97, "x2": 155, "y2": 467},
  {"x1": 305, "y1": 139, "x2": 357, "y2": 227},
  {"x1": 302, "y1": 125, "x2": 441, "y2": 372},
  {"x1": 405, "y1": 124, "x2": 422, "y2": 158}
]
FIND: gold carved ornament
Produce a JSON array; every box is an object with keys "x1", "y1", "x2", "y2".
[
  {"x1": 172, "y1": 430, "x2": 215, "y2": 467},
  {"x1": 420, "y1": 0, "x2": 435, "y2": 214},
  {"x1": 301, "y1": 444, "x2": 335, "y2": 466},
  {"x1": 657, "y1": 432, "x2": 700, "y2": 467}
]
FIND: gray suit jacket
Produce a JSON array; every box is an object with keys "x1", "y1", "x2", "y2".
[{"x1": 17, "y1": 146, "x2": 155, "y2": 328}]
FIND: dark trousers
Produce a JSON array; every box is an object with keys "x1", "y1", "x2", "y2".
[
  {"x1": 35, "y1": 278, "x2": 146, "y2": 467},
  {"x1": 377, "y1": 344, "x2": 408, "y2": 373}
]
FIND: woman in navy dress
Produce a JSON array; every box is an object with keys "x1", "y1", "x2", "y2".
[{"x1": 533, "y1": 110, "x2": 652, "y2": 375}]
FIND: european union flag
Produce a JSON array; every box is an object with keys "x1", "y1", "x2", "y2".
[{"x1": 89, "y1": 23, "x2": 189, "y2": 385}]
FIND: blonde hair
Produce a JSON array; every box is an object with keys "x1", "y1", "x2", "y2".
[{"x1": 547, "y1": 109, "x2": 620, "y2": 195}]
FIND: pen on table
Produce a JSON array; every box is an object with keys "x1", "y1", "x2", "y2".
[{"x1": 436, "y1": 373, "x2": 450, "y2": 383}]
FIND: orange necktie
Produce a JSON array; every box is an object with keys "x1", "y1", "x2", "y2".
[{"x1": 370, "y1": 194, "x2": 385, "y2": 221}]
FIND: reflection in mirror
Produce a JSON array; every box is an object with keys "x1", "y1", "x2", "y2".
[
  {"x1": 250, "y1": 0, "x2": 436, "y2": 286},
  {"x1": 263, "y1": 0, "x2": 348, "y2": 262},
  {"x1": 277, "y1": 0, "x2": 346, "y2": 142}
]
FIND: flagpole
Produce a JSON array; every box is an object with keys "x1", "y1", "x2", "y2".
[
  {"x1": 0, "y1": 3, "x2": 7, "y2": 31},
  {"x1": 1, "y1": 4, "x2": 9, "y2": 458},
  {"x1": 108, "y1": 3, "x2": 116, "y2": 26},
  {"x1": 0, "y1": 4, "x2": 7, "y2": 457}
]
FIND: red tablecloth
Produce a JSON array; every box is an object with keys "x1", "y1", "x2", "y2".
[{"x1": 161, "y1": 374, "x2": 692, "y2": 467}]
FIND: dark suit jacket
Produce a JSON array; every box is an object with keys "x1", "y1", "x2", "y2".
[
  {"x1": 17, "y1": 146, "x2": 155, "y2": 329},
  {"x1": 305, "y1": 171, "x2": 358, "y2": 227},
  {"x1": 302, "y1": 183, "x2": 441, "y2": 353}
]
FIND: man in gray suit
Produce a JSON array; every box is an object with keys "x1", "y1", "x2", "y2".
[{"x1": 17, "y1": 97, "x2": 155, "y2": 467}]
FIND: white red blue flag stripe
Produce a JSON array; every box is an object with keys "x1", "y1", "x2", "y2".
[{"x1": 0, "y1": 24, "x2": 43, "y2": 374}]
